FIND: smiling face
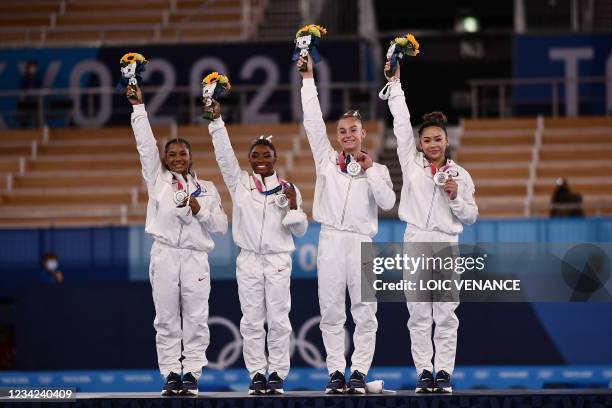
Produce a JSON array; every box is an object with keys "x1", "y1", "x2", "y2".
[
  {"x1": 419, "y1": 126, "x2": 448, "y2": 163},
  {"x1": 337, "y1": 117, "x2": 365, "y2": 154},
  {"x1": 249, "y1": 144, "x2": 276, "y2": 177},
  {"x1": 164, "y1": 142, "x2": 192, "y2": 176}
]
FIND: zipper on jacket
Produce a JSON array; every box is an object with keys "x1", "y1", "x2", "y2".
[
  {"x1": 176, "y1": 180, "x2": 188, "y2": 247},
  {"x1": 258, "y1": 198, "x2": 267, "y2": 252},
  {"x1": 177, "y1": 223, "x2": 184, "y2": 247},
  {"x1": 425, "y1": 186, "x2": 437, "y2": 229},
  {"x1": 340, "y1": 178, "x2": 353, "y2": 225}
]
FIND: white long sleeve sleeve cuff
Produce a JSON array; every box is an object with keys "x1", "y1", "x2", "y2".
[
  {"x1": 446, "y1": 192, "x2": 478, "y2": 225},
  {"x1": 389, "y1": 80, "x2": 404, "y2": 98},
  {"x1": 132, "y1": 104, "x2": 146, "y2": 113},
  {"x1": 175, "y1": 205, "x2": 193, "y2": 225},
  {"x1": 365, "y1": 166, "x2": 396, "y2": 211},
  {"x1": 208, "y1": 116, "x2": 225, "y2": 132},
  {"x1": 195, "y1": 207, "x2": 212, "y2": 223},
  {"x1": 282, "y1": 209, "x2": 308, "y2": 237},
  {"x1": 302, "y1": 77, "x2": 316, "y2": 88},
  {"x1": 448, "y1": 195, "x2": 465, "y2": 208},
  {"x1": 365, "y1": 166, "x2": 381, "y2": 178}
]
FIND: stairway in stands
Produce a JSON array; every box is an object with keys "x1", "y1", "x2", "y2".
[{"x1": 256, "y1": 0, "x2": 302, "y2": 39}]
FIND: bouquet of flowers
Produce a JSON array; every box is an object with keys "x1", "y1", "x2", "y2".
[
  {"x1": 202, "y1": 72, "x2": 231, "y2": 120},
  {"x1": 385, "y1": 33, "x2": 419, "y2": 77},
  {"x1": 117, "y1": 52, "x2": 148, "y2": 96},
  {"x1": 291, "y1": 24, "x2": 327, "y2": 72}
]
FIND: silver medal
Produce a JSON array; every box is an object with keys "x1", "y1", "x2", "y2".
[
  {"x1": 174, "y1": 190, "x2": 188, "y2": 206},
  {"x1": 274, "y1": 193, "x2": 289, "y2": 208},
  {"x1": 347, "y1": 160, "x2": 362, "y2": 176},
  {"x1": 434, "y1": 171, "x2": 449, "y2": 186}
]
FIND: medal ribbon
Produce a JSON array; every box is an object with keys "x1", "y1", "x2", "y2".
[
  {"x1": 337, "y1": 151, "x2": 351, "y2": 173},
  {"x1": 338, "y1": 151, "x2": 368, "y2": 174},
  {"x1": 425, "y1": 159, "x2": 450, "y2": 177},
  {"x1": 173, "y1": 174, "x2": 202, "y2": 197},
  {"x1": 252, "y1": 175, "x2": 290, "y2": 196}
]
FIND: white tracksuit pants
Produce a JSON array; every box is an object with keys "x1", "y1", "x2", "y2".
[
  {"x1": 404, "y1": 228, "x2": 459, "y2": 375},
  {"x1": 149, "y1": 240, "x2": 211, "y2": 379},
  {"x1": 236, "y1": 249, "x2": 292, "y2": 379},
  {"x1": 318, "y1": 227, "x2": 377, "y2": 375}
]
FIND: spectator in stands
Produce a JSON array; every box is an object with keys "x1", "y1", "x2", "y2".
[
  {"x1": 297, "y1": 56, "x2": 396, "y2": 394},
  {"x1": 206, "y1": 100, "x2": 308, "y2": 395},
  {"x1": 126, "y1": 84, "x2": 228, "y2": 397},
  {"x1": 41, "y1": 252, "x2": 63, "y2": 285},
  {"x1": 17, "y1": 60, "x2": 40, "y2": 128},
  {"x1": 381, "y1": 61, "x2": 478, "y2": 393},
  {"x1": 550, "y1": 177, "x2": 584, "y2": 217}
]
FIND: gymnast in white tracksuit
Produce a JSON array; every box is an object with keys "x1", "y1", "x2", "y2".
[
  {"x1": 206, "y1": 101, "x2": 308, "y2": 395},
  {"x1": 381, "y1": 63, "x2": 478, "y2": 393},
  {"x1": 127, "y1": 85, "x2": 228, "y2": 396},
  {"x1": 297, "y1": 56, "x2": 396, "y2": 394}
]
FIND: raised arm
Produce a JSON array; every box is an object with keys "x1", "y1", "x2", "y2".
[
  {"x1": 383, "y1": 64, "x2": 417, "y2": 174},
  {"x1": 128, "y1": 85, "x2": 161, "y2": 193},
  {"x1": 298, "y1": 56, "x2": 332, "y2": 171},
  {"x1": 207, "y1": 101, "x2": 242, "y2": 195}
]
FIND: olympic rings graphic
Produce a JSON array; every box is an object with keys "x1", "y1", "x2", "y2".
[
  {"x1": 208, "y1": 315, "x2": 352, "y2": 369},
  {"x1": 206, "y1": 316, "x2": 243, "y2": 370}
]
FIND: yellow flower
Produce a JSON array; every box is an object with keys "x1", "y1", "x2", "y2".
[
  {"x1": 202, "y1": 72, "x2": 231, "y2": 90},
  {"x1": 203, "y1": 72, "x2": 220, "y2": 85},
  {"x1": 120, "y1": 52, "x2": 147, "y2": 65},
  {"x1": 394, "y1": 37, "x2": 408, "y2": 46},
  {"x1": 217, "y1": 75, "x2": 231, "y2": 90},
  {"x1": 296, "y1": 24, "x2": 327, "y2": 38},
  {"x1": 406, "y1": 33, "x2": 420, "y2": 52},
  {"x1": 391, "y1": 33, "x2": 420, "y2": 56}
]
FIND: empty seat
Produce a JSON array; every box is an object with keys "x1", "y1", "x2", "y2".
[{"x1": 463, "y1": 118, "x2": 537, "y2": 131}]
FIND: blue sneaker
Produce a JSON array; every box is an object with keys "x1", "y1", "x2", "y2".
[
  {"x1": 415, "y1": 369, "x2": 434, "y2": 393},
  {"x1": 325, "y1": 370, "x2": 346, "y2": 394},
  {"x1": 348, "y1": 370, "x2": 366, "y2": 394},
  {"x1": 434, "y1": 370, "x2": 452, "y2": 393},
  {"x1": 248, "y1": 372, "x2": 267, "y2": 395},
  {"x1": 161, "y1": 372, "x2": 181, "y2": 396},
  {"x1": 180, "y1": 372, "x2": 198, "y2": 396},
  {"x1": 267, "y1": 372, "x2": 284, "y2": 394}
]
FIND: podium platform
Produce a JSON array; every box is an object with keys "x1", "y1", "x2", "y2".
[{"x1": 60, "y1": 389, "x2": 612, "y2": 408}]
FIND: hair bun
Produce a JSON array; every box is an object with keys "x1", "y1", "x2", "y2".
[{"x1": 422, "y1": 111, "x2": 447, "y2": 126}]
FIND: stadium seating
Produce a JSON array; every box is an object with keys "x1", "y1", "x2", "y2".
[
  {"x1": 456, "y1": 116, "x2": 612, "y2": 218},
  {"x1": 455, "y1": 118, "x2": 537, "y2": 218},
  {"x1": 0, "y1": 121, "x2": 383, "y2": 226},
  {"x1": 0, "y1": 0, "x2": 267, "y2": 46},
  {"x1": 2, "y1": 116, "x2": 610, "y2": 225},
  {"x1": 532, "y1": 116, "x2": 612, "y2": 217}
]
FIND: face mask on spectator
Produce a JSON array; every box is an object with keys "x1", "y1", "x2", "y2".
[{"x1": 46, "y1": 259, "x2": 58, "y2": 272}]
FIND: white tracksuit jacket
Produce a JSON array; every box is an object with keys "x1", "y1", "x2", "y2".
[
  {"x1": 302, "y1": 78, "x2": 396, "y2": 236},
  {"x1": 132, "y1": 104, "x2": 228, "y2": 379},
  {"x1": 387, "y1": 80, "x2": 478, "y2": 234},
  {"x1": 209, "y1": 116, "x2": 308, "y2": 379},
  {"x1": 301, "y1": 77, "x2": 396, "y2": 375},
  {"x1": 386, "y1": 80, "x2": 478, "y2": 376}
]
